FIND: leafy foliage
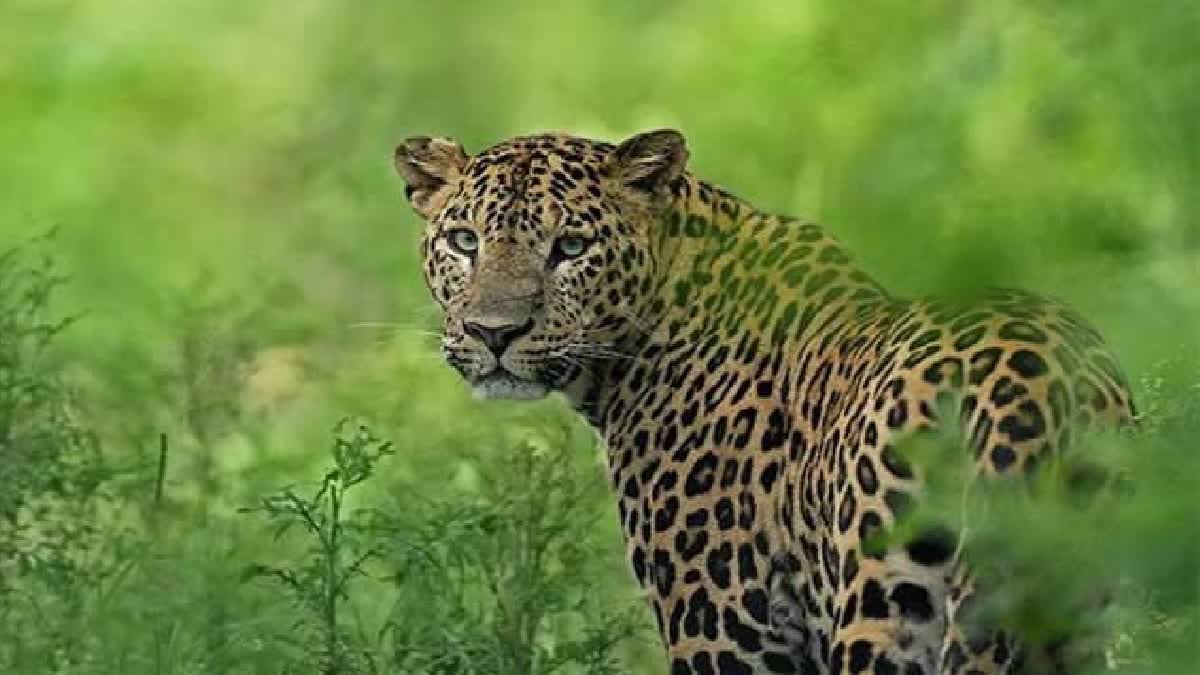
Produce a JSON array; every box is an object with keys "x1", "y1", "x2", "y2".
[
  {"x1": 890, "y1": 359, "x2": 1200, "y2": 673},
  {"x1": 242, "y1": 420, "x2": 394, "y2": 674},
  {"x1": 242, "y1": 420, "x2": 646, "y2": 674},
  {"x1": 0, "y1": 236, "x2": 112, "y2": 672},
  {"x1": 378, "y1": 424, "x2": 647, "y2": 675}
]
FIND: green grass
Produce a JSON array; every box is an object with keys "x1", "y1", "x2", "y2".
[{"x1": 0, "y1": 1, "x2": 1197, "y2": 672}]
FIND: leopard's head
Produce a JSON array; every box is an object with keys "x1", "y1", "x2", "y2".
[{"x1": 393, "y1": 130, "x2": 689, "y2": 400}]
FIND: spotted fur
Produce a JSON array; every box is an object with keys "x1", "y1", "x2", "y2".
[{"x1": 392, "y1": 130, "x2": 1135, "y2": 674}]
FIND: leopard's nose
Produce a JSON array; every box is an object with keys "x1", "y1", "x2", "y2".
[{"x1": 463, "y1": 318, "x2": 534, "y2": 356}]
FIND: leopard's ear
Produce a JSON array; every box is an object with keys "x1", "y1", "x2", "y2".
[
  {"x1": 393, "y1": 136, "x2": 469, "y2": 219},
  {"x1": 608, "y1": 129, "x2": 689, "y2": 199}
]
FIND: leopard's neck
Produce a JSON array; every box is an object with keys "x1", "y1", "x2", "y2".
[{"x1": 565, "y1": 175, "x2": 891, "y2": 431}]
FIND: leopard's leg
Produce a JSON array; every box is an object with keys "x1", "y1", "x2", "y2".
[
  {"x1": 828, "y1": 547, "x2": 954, "y2": 674},
  {"x1": 938, "y1": 573, "x2": 1020, "y2": 674},
  {"x1": 940, "y1": 572, "x2": 1112, "y2": 675}
]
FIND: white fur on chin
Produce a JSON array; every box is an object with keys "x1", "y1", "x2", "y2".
[{"x1": 471, "y1": 376, "x2": 549, "y2": 401}]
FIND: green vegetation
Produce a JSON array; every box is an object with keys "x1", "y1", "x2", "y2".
[{"x1": 0, "y1": 1, "x2": 1196, "y2": 673}]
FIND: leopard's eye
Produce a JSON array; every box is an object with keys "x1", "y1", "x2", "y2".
[
  {"x1": 446, "y1": 228, "x2": 479, "y2": 255},
  {"x1": 554, "y1": 235, "x2": 588, "y2": 259}
]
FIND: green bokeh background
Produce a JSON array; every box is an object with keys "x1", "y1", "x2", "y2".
[{"x1": 1, "y1": 1, "x2": 1197, "y2": 673}]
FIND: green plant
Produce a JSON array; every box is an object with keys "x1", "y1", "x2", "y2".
[
  {"x1": 242, "y1": 419, "x2": 394, "y2": 675},
  {"x1": 0, "y1": 235, "x2": 114, "y2": 671},
  {"x1": 380, "y1": 422, "x2": 649, "y2": 675},
  {"x1": 889, "y1": 358, "x2": 1200, "y2": 673},
  {"x1": 243, "y1": 419, "x2": 649, "y2": 675}
]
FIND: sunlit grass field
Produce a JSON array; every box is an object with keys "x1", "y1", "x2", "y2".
[{"x1": 1, "y1": 1, "x2": 1197, "y2": 673}]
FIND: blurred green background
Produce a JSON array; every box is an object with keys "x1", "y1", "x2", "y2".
[{"x1": 1, "y1": 1, "x2": 1197, "y2": 673}]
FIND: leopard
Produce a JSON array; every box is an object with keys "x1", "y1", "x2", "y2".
[{"x1": 391, "y1": 129, "x2": 1135, "y2": 674}]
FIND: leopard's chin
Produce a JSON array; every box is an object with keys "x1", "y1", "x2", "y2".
[{"x1": 470, "y1": 372, "x2": 549, "y2": 401}]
